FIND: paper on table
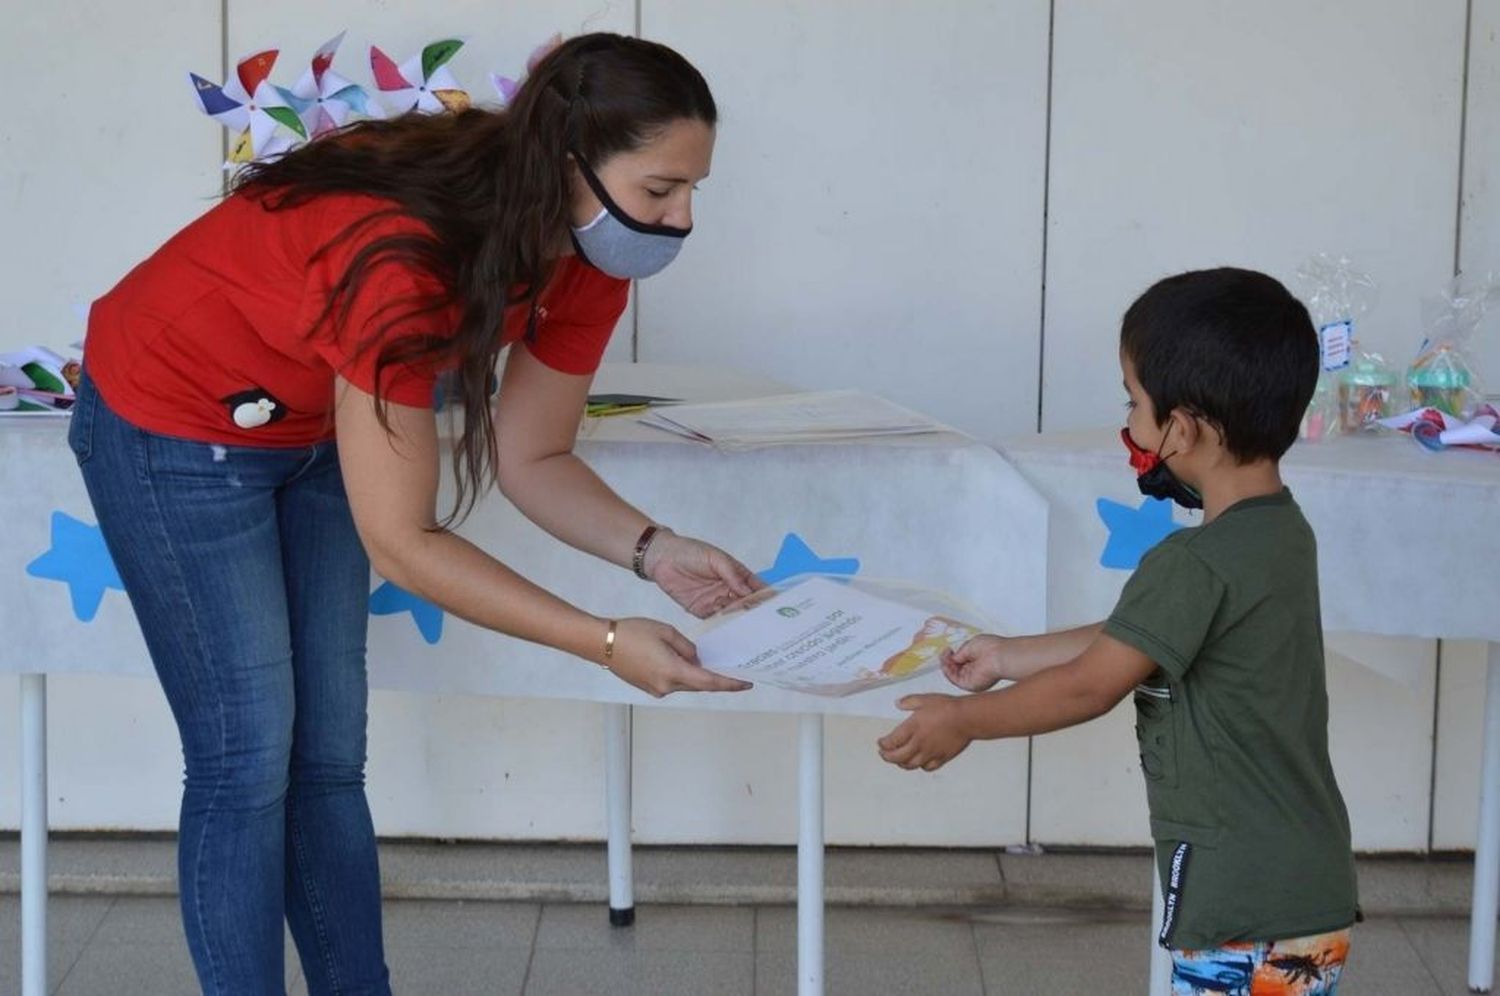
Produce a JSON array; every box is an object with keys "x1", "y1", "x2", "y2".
[
  {"x1": 636, "y1": 390, "x2": 948, "y2": 449},
  {"x1": 693, "y1": 575, "x2": 992, "y2": 697},
  {"x1": 0, "y1": 347, "x2": 75, "y2": 416},
  {"x1": 585, "y1": 393, "x2": 680, "y2": 418},
  {"x1": 1378, "y1": 404, "x2": 1500, "y2": 450},
  {"x1": 0, "y1": 347, "x2": 69, "y2": 387}
]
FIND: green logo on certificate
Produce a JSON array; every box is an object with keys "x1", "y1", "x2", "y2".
[{"x1": 777, "y1": 606, "x2": 801, "y2": 618}]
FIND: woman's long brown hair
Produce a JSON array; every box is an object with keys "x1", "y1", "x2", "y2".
[{"x1": 232, "y1": 33, "x2": 716, "y2": 525}]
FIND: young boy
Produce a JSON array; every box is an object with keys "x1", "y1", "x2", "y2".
[{"x1": 879, "y1": 268, "x2": 1358, "y2": 993}]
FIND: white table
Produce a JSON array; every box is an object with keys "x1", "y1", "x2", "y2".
[
  {"x1": 3, "y1": 364, "x2": 1049, "y2": 996},
  {"x1": 997, "y1": 429, "x2": 1500, "y2": 994}
]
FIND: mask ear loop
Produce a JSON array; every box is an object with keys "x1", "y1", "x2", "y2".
[
  {"x1": 569, "y1": 150, "x2": 693, "y2": 238},
  {"x1": 1155, "y1": 407, "x2": 1196, "y2": 464},
  {"x1": 1155, "y1": 411, "x2": 1205, "y2": 509}
]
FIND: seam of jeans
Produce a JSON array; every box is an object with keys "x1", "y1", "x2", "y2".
[
  {"x1": 285, "y1": 442, "x2": 326, "y2": 485},
  {"x1": 135, "y1": 424, "x2": 231, "y2": 994},
  {"x1": 287, "y1": 796, "x2": 343, "y2": 995},
  {"x1": 69, "y1": 376, "x2": 98, "y2": 465}
]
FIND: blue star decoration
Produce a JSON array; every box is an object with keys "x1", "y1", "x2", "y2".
[
  {"x1": 1096, "y1": 497, "x2": 1183, "y2": 571},
  {"x1": 26, "y1": 511, "x2": 125, "y2": 622},
  {"x1": 369, "y1": 581, "x2": 444, "y2": 644},
  {"x1": 757, "y1": 532, "x2": 860, "y2": 585}
]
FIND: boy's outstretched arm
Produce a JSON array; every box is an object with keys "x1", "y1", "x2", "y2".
[
  {"x1": 944, "y1": 622, "x2": 1107, "y2": 691},
  {"x1": 879, "y1": 633, "x2": 1157, "y2": 772}
]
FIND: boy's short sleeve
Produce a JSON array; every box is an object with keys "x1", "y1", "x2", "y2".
[{"x1": 1103, "y1": 540, "x2": 1226, "y2": 679}]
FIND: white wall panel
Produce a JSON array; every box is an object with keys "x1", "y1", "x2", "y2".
[
  {"x1": 1043, "y1": 0, "x2": 1467, "y2": 432},
  {"x1": 635, "y1": 0, "x2": 1050, "y2": 443},
  {"x1": 1460, "y1": 1, "x2": 1500, "y2": 388},
  {"x1": 631, "y1": 710, "x2": 1028, "y2": 846},
  {"x1": 365, "y1": 695, "x2": 607, "y2": 840},
  {"x1": 1323, "y1": 638, "x2": 1437, "y2": 851},
  {"x1": 0, "y1": 678, "x2": 609, "y2": 840},
  {"x1": 0, "y1": 0, "x2": 220, "y2": 354},
  {"x1": 0, "y1": 675, "x2": 181, "y2": 831},
  {"x1": 1432, "y1": 640, "x2": 1491, "y2": 850}
]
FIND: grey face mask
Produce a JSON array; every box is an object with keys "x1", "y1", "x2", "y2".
[{"x1": 569, "y1": 152, "x2": 691, "y2": 280}]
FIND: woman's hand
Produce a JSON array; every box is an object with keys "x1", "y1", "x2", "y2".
[
  {"x1": 605, "y1": 617, "x2": 752, "y2": 697},
  {"x1": 643, "y1": 530, "x2": 765, "y2": 618}
]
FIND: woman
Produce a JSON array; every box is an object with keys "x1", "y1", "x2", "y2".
[{"x1": 71, "y1": 33, "x2": 754, "y2": 994}]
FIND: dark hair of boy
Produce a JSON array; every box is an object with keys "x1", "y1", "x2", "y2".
[{"x1": 1120, "y1": 267, "x2": 1320, "y2": 462}]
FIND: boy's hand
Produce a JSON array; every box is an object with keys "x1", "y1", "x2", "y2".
[
  {"x1": 942, "y1": 634, "x2": 1014, "y2": 692},
  {"x1": 877, "y1": 694, "x2": 973, "y2": 772}
]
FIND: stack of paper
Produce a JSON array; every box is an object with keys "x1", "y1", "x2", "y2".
[
  {"x1": 636, "y1": 390, "x2": 947, "y2": 449},
  {"x1": 1379, "y1": 403, "x2": 1500, "y2": 451},
  {"x1": 0, "y1": 347, "x2": 78, "y2": 417},
  {"x1": 584, "y1": 393, "x2": 679, "y2": 419}
]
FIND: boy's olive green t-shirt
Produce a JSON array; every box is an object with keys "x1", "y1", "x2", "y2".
[{"x1": 1103, "y1": 489, "x2": 1358, "y2": 950}]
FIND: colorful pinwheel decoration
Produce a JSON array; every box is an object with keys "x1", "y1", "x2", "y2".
[
  {"x1": 488, "y1": 71, "x2": 521, "y2": 106},
  {"x1": 370, "y1": 38, "x2": 470, "y2": 115},
  {"x1": 280, "y1": 32, "x2": 377, "y2": 139},
  {"x1": 489, "y1": 32, "x2": 562, "y2": 106},
  {"x1": 188, "y1": 50, "x2": 307, "y2": 165}
]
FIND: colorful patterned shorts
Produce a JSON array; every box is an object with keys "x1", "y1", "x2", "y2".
[{"x1": 1169, "y1": 928, "x2": 1351, "y2": 995}]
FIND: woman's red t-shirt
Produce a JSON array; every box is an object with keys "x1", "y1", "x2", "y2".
[{"x1": 86, "y1": 191, "x2": 628, "y2": 446}]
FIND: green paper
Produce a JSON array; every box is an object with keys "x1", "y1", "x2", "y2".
[
  {"x1": 21, "y1": 362, "x2": 65, "y2": 393},
  {"x1": 264, "y1": 105, "x2": 308, "y2": 140},
  {"x1": 422, "y1": 39, "x2": 464, "y2": 79}
]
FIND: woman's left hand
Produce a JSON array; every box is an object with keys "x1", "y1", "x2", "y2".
[{"x1": 644, "y1": 530, "x2": 765, "y2": 618}]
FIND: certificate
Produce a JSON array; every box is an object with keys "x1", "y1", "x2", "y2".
[{"x1": 694, "y1": 576, "x2": 986, "y2": 697}]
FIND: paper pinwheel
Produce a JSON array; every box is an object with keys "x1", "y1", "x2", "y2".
[
  {"x1": 280, "y1": 32, "x2": 376, "y2": 139},
  {"x1": 189, "y1": 50, "x2": 307, "y2": 164},
  {"x1": 488, "y1": 72, "x2": 521, "y2": 105},
  {"x1": 370, "y1": 39, "x2": 470, "y2": 115},
  {"x1": 489, "y1": 33, "x2": 562, "y2": 105}
]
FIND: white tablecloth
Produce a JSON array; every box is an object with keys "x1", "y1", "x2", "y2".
[
  {"x1": 997, "y1": 429, "x2": 1500, "y2": 644},
  {"x1": 0, "y1": 364, "x2": 1049, "y2": 719}
]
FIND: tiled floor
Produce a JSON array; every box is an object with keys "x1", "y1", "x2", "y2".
[{"x1": 1, "y1": 894, "x2": 1490, "y2": 995}]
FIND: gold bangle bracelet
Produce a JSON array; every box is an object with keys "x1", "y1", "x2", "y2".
[{"x1": 602, "y1": 619, "x2": 617, "y2": 667}]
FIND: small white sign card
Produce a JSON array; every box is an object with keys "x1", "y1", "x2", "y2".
[{"x1": 1318, "y1": 320, "x2": 1353, "y2": 371}]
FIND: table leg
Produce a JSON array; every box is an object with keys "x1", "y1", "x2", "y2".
[
  {"x1": 605, "y1": 703, "x2": 635, "y2": 927},
  {"x1": 1468, "y1": 642, "x2": 1500, "y2": 991},
  {"x1": 1148, "y1": 859, "x2": 1171, "y2": 995},
  {"x1": 798, "y1": 713, "x2": 824, "y2": 996},
  {"x1": 21, "y1": 674, "x2": 48, "y2": 996}
]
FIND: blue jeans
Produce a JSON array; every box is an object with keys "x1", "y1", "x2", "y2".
[{"x1": 69, "y1": 372, "x2": 391, "y2": 995}]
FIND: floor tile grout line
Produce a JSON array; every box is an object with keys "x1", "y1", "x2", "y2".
[
  {"x1": 1391, "y1": 916, "x2": 1452, "y2": 994},
  {"x1": 517, "y1": 902, "x2": 544, "y2": 994},
  {"x1": 751, "y1": 906, "x2": 759, "y2": 993},
  {"x1": 970, "y1": 920, "x2": 991, "y2": 995},
  {"x1": 50, "y1": 893, "x2": 118, "y2": 993}
]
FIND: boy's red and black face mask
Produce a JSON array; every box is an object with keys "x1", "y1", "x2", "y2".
[{"x1": 1120, "y1": 427, "x2": 1203, "y2": 510}]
